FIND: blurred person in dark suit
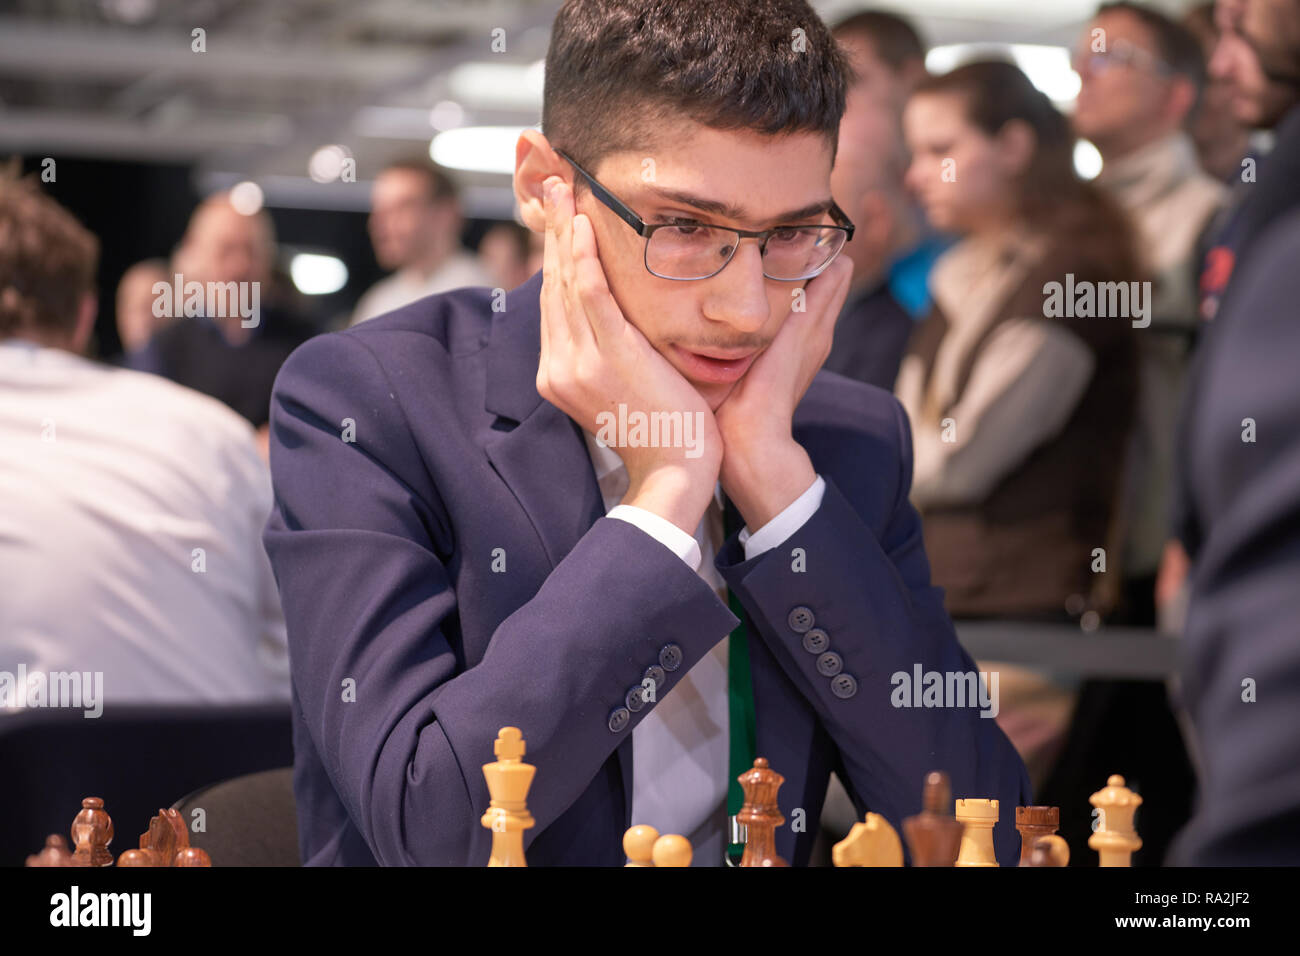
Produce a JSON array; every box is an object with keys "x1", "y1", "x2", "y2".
[
  {"x1": 1169, "y1": 206, "x2": 1300, "y2": 864},
  {"x1": 0, "y1": 173, "x2": 288, "y2": 709},
  {"x1": 349, "y1": 157, "x2": 491, "y2": 325},
  {"x1": 129, "y1": 193, "x2": 315, "y2": 439},
  {"x1": 831, "y1": 10, "x2": 948, "y2": 321},
  {"x1": 1184, "y1": 1, "x2": 1255, "y2": 183},
  {"x1": 1159, "y1": 0, "x2": 1300, "y2": 617},
  {"x1": 824, "y1": 88, "x2": 913, "y2": 389}
]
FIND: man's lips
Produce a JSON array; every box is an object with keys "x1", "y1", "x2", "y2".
[{"x1": 671, "y1": 344, "x2": 760, "y2": 384}]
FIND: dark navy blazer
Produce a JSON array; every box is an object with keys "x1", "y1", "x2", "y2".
[{"x1": 263, "y1": 270, "x2": 1032, "y2": 866}]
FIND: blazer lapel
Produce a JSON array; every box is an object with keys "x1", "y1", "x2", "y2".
[{"x1": 482, "y1": 271, "x2": 606, "y2": 569}]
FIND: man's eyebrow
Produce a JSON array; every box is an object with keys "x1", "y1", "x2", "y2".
[{"x1": 641, "y1": 185, "x2": 833, "y2": 225}]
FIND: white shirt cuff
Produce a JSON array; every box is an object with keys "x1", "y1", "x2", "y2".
[
  {"x1": 738, "y1": 475, "x2": 825, "y2": 559},
  {"x1": 607, "y1": 504, "x2": 702, "y2": 571}
]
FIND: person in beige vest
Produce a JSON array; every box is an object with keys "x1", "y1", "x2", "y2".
[
  {"x1": 900, "y1": 61, "x2": 1142, "y2": 786},
  {"x1": 1072, "y1": 2, "x2": 1227, "y2": 624}
]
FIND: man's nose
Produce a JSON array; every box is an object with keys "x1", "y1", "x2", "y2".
[{"x1": 702, "y1": 239, "x2": 771, "y2": 333}]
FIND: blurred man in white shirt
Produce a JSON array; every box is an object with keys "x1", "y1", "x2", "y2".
[
  {"x1": 0, "y1": 172, "x2": 289, "y2": 711},
  {"x1": 349, "y1": 158, "x2": 491, "y2": 325}
]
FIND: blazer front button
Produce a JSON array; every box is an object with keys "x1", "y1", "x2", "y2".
[
  {"x1": 802, "y1": 628, "x2": 829, "y2": 654},
  {"x1": 608, "y1": 707, "x2": 631, "y2": 732},
  {"x1": 787, "y1": 606, "x2": 815, "y2": 633},
  {"x1": 830, "y1": 674, "x2": 858, "y2": 699},
  {"x1": 659, "y1": 643, "x2": 683, "y2": 672},
  {"x1": 816, "y1": 651, "x2": 843, "y2": 676},
  {"x1": 625, "y1": 685, "x2": 647, "y2": 713}
]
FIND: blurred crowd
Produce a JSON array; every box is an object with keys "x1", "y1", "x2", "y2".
[{"x1": 2, "y1": 0, "x2": 1298, "y2": 864}]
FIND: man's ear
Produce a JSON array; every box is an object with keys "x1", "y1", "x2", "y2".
[
  {"x1": 71, "y1": 291, "x2": 97, "y2": 356},
  {"x1": 514, "y1": 130, "x2": 571, "y2": 234}
]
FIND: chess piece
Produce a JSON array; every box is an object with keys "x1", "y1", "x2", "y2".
[
  {"x1": 902, "y1": 771, "x2": 964, "y2": 866},
  {"x1": 173, "y1": 846, "x2": 212, "y2": 867},
  {"x1": 25, "y1": 834, "x2": 72, "y2": 867},
  {"x1": 69, "y1": 797, "x2": 114, "y2": 867},
  {"x1": 1026, "y1": 834, "x2": 1070, "y2": 867},
  {"x1": 1089, "y1": 774, "x2": 1142, "y2": 867},
  {"x1": 737, "y1": 757, "x2": 788, "y2": 867},
  {"x1": 651, "y1": 834, "x2": 692, "y2": 867},
  {"x1": 954, "y1": 798, "x2": 999, "y2": 867},
  {"x1": 481, "y1": 726, "x2": 535, "y2": 867},
  {"x1": 624, "y1": 825, "x2": 659, "y2": 867},
  {"x1": 832, "y1": 812, "x2": 903, "y2": 867},
  {"x1": 117, "y1": 808, "x2": 211, "y2": 867},
  {"x1": 1015, "y1": 806, "x2": 1060, "y2": 866}
]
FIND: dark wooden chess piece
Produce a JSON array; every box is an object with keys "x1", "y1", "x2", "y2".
[
  {"x1": 1026, "y1": 834, "x2": 1070, "y2": 867},
  {"x1": 25, "y1": 834, "x2": 73, "y2": 867},
  {"x1": 117, "y1": 808, "x2": 212, "y2": 867},
  {"x1": 69, "y1": 797, "x2": 114, "y2": 867},
  {"x1": 737, "y1": 758, "x2": 788, "y2": 867},
  {"x1": 1015, "y1": 806, "x2": 1060, "y2": 866},
  {"x1": 902, "y1": 771, "x2": 965, "y2": 866}
]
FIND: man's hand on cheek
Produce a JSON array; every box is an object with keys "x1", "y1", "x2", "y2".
[
  {"x1": 714, "y1": 255, "x2": 852, "y2": 531},
  {"x1": 537, "y1": 177, "x2": 723, "y2": 535}
]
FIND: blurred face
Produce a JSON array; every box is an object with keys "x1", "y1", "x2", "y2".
[
  {"x1": 831, "y1": 89, "x2": 904, "y2": 287},
  {"x1": 183, "y1": 203, "x2": 272, "y2": 287},
  {"x1": 1211, "y1": 0, "x2": 1300, "y2": 127},
  {"x1": 115, "y1": 263, "x2": 168, "y2": 352},
  {"x1": 836, "y1": 32, "x2": 920, "y2": 113},
  {"x1": 903, "y1": 92, "x2": 1016, "y2": 235},
  {"x1": 369, "y1": 169, "x2": 454, "y2": 271},
  {"x1": 572, "y1": 124, "x2": 841, "y2": 410},
  {"x1": 1073, "y1": 10, "x2": 1182, "y2": 152}
]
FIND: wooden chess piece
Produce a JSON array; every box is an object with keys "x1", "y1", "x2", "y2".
[
  {"x1": 954, "y1": 799, "x2": 999, "y2": 867},
  {"x1": 1089, "y1": 774, "x2": 1142, "y2": 867},
  {"x1": 1026, "y1": 834, "x2": 1070, "y2": 867},
  {"x1": 117, "y1": 808, "x2": 212, "y2": 867},
  {"x1": 832, "y1": 812, "x2": 903, "y2": 867},
  {"x1": 623, "y1": 825, "x2": 659, "y2": 867},
  {"x1": 1016, "y1": 806, "x2": 1060, "y2": 866},
  {"x1": 737, "y1": 757, "x2": 788, "y2": 867},
  {"x1": 481, "y1": 726, "x2": 535, "y2": 867},
  {"x1": 902, "y1": 771, "x2": 964, "y2": 866},
  {"x1": 173, "y1": 846, "x2": 212, "y2": 867},
  {"x1": 69, "y1": 797, "x2": 114, "y2": 867},
  {"x1": 25, "y1": 834, "x2": 72, "y2": 867},
  {"x1": 651, "y1": 834, "x2": 692, "y2": 868}
]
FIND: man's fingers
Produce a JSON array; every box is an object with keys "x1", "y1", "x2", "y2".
[
  {"x1": 550, "y1": 180, "x2": 595, "y2": 349},
  {"x1": 540, "y1": 176, "x2": 570, "y2": 361},
  {"x1": 570, "y1": 212, "x2": 623, "y2": 348}
]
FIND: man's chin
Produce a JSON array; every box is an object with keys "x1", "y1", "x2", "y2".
[{"x1": 697, "y1": 379, "x2": 739, "y2": 412}]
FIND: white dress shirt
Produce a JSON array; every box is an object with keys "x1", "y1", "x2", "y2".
[
  {"x1": 0, "y1": 340, "x2": 290, "y2": 711},
  {"x1": 582, "y1": 430, "x2": 824, "y2": 863},
  {"x1": 349, "y1": 251, "x2": 493, "y2": 326}
]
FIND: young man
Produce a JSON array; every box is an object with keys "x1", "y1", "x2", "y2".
[
  {"x1": 349, "y1": 158, "x2": 491, "y2": 326},
  {"x1": 263, "y1": 0, "x2": 1030, "y2": 867}
]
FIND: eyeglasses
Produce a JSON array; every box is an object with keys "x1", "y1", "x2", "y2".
[
  {"x1": 554, "y1": 149, "x2": 855, "y2": 282},
  {"x1": 1072, "y1": 39, "x2": 1174, "y2": 79}
]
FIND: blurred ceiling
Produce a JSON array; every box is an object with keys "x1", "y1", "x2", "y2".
[{"x1": 0, "y1": 0, "x2": 1199, "y2": 217}]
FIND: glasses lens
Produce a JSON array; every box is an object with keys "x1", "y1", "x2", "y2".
[
  {"x1": 646, "y1": 225, "x2": 846, "y2": 280},
  {"x1": 762, "y1": 226, "x2": 847, "y2": 280}
]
